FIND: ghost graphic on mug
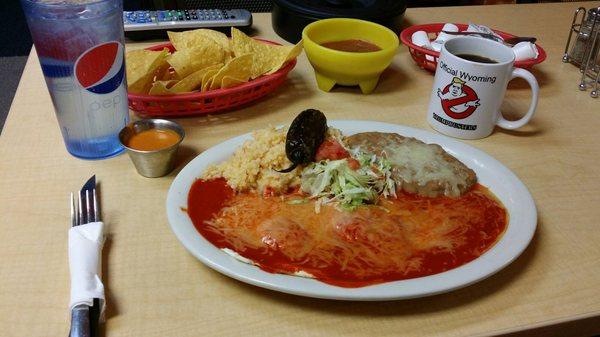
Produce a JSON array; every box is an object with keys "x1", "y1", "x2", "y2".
[{"x1": 437, "y1": 77, "x2": 480, "y2": 119}]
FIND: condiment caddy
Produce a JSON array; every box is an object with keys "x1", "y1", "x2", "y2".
[{"x1": 563, "y1": 7, "x2": 600, "y2": 98}]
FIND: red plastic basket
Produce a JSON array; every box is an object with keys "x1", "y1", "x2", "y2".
[
  {"x1": 400, "y1": 23, "x2": 546, "y2": 72},
  {"x1": 127, "y1": 39, "x2": 297, "y2": 118}
]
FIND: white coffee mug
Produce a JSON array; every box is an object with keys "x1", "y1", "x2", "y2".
[{"x1": 427, "y1": 37, "x2": 539, "y2": 139}]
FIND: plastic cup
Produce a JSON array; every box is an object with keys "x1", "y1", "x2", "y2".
[{"x1": 20, "y1": 0, "x2": 129, "y2": 160}]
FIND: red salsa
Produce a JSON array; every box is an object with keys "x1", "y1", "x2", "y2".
[{"x1": 320, "y1": 39, "x2": 382, "y2": 53}]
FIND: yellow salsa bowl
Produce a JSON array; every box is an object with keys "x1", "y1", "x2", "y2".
[{"x1": 302, "y1": 18, "x2": 399, "y2": 94}]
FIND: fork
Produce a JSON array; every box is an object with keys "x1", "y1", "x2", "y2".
[{"x1": 69, "y1": 181, "x2": 101, "y2": 337}]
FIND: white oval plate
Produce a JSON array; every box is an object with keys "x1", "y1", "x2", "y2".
[{"x1": 166, "y1": 121, "x2": 537, "y2": 300}]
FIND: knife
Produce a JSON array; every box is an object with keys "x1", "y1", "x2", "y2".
[
  {"x1": 441, "y1": 30, "x2": 537, "y2": 46},
  {"x1": 69, "y1": 298, "x2": 100, "y2": 337},
  {"x1": 69, "y1": 176, "x2": 102, "y2": 337}
]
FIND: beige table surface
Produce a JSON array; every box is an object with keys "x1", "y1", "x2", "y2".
[{"x1": 2, "y1": 2, "x2": 600, "y2": 337}]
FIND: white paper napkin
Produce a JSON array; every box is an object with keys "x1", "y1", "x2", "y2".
[{"x1": 68, "y1": 221, "x2": 105, "y2": 319}]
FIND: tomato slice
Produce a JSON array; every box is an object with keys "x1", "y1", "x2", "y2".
[{"x1": 315, "y1": 139, "x2": 350, "y2": 161}]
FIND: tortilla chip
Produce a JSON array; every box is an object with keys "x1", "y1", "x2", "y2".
[
  {"x1": 126, "y1": 28, "x2": 302, "y2": 95},
  {"x1": 221, "y1": 76, "x2": 247, "y2": 89},
  {"x1": 230, "y1": 28, "x2": 303, "y2": 79},
  {"x1": 170, "y1": 64, "x2": 223, "y2": 93},
  {"x1": 201, "y1": 69, "x2": 219, "y2": 91},
  {"x1": 168, "y1": 29, "x2": 231, "y2": 54},
  {"x1": 265, "y1": 40, "x2": 303, "y2": 75},
  {"x1": 167, "y1": 39, "x2": 226, "y2": 78},
  {"x1": 157, "y1": 67, "x2": 177, "y2": 81},
  {"x1": 148, "y1": 80, "x2": 179, "y2": 96},
  {"x1": 210, "y1": 54, "x2": 253, "y2": 90},
  {"x1": 126, "y1": 48, "x2": 170, "y2": 94}
]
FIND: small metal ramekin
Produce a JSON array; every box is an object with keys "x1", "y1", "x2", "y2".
[{"x1": 118, "y1": 119, "x2": 185, "y2": 178}]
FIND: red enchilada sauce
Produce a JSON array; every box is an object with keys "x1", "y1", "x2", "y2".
[
  {"x1": 187, "y1": 179, "x2": 507, "y2": 288},
  {"x1": 187, "y1": 178, "x2": 234, "y2": 226}
]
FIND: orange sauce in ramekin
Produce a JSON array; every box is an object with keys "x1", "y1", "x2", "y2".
[{"x1": 126, "y1": 129, "x2": 180, "y2": 151}]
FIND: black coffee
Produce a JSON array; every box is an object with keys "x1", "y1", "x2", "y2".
[{"x1": 456, "y1": 53, "x2": 498, "y2": 64}]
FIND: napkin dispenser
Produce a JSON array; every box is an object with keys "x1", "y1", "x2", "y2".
[{"x1": 271, "y1": 0, "x2": 406, "y2": 43}]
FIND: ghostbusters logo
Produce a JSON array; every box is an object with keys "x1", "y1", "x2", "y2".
[{"x1": 437, "y1": 77, "x2": 480, "y2": 119}]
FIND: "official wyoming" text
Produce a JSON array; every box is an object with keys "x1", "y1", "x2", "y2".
[{"x1": 439, "y1": 60, "x2": 497, "y2": 84}]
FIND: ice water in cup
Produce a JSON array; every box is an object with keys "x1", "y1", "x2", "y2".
[{"x1": 21, "y1": 0, "x2": 129, "y2": 159}]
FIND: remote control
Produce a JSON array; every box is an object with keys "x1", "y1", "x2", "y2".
[{"x1": 123, "y1": 9, "x2": 252, "y2": 32}]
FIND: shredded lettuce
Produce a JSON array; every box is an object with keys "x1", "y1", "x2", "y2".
[
  {"x1": 300, "y1": 151, "x2": 396, "y2": 212},
  {"x1": 287, "y1": 198, "x2": 309, "y2": 205}
]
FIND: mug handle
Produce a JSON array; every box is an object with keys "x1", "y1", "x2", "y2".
[{"x1": 496, "y1": 68, "x2": 539, "y2": 130}]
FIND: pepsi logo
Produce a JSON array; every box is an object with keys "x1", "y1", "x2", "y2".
[{"x1": 75, "y1": 41, "x2": 125, "y2": 94}]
